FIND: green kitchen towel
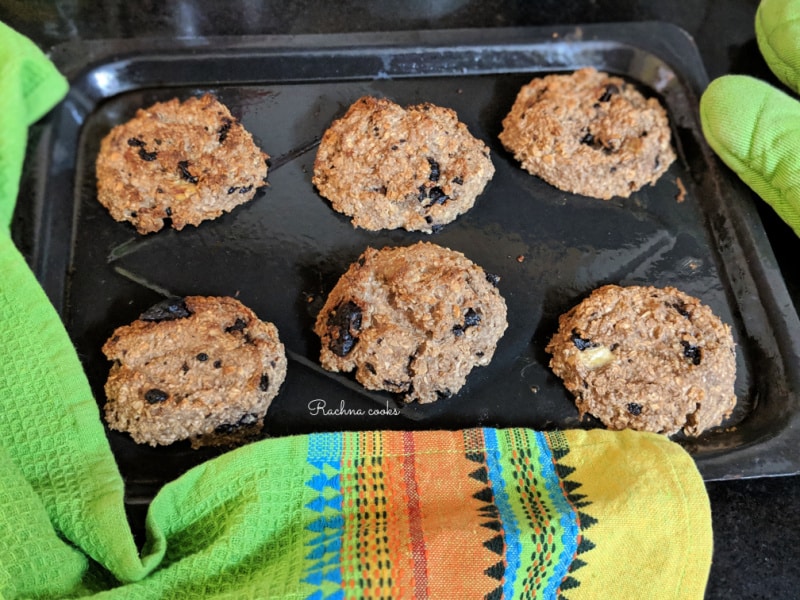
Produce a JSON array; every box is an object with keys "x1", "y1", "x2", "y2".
[
  {"x1": 0, "y1": 21, "x2": 714, "y2": 600},
  {"x1": 700, "y1": 0, "x2": 800, "y2": 237},
  {"x1": 0, "y1": 19, "x2": 161, "y2": 590}
]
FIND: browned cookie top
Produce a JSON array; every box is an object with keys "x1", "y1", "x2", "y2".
[
  {"x1": 314, "y1": 241, "x2": 508, "y2": 404},
  {"x1": 546, "y1": 284, "x2": 736, "y2": 436},
  {"x1": 312, "y1": 96, "x2": 495, "y2": 233},
  {"x1": 102, "y1": 295, "x2": 287, "y2": 447},
  {"x1": 499, "y1": 68, "x2": 676, "y2": 199},
  {"x1": 96, "y1": 94, "x2": 268, "y2": 234}
]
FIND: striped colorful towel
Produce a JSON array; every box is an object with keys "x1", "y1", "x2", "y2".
[{"x1": 0, "y1": 21, "x2": 712, "y2": 599}]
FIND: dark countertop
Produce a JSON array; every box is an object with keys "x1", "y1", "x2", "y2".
[{"x1": 2, "y1": 1, "x2": 798, "y2": 598}]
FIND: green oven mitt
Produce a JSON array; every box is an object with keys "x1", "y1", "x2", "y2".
[{"x1": 700, "y1": 0, "x2": 800, "y2": 236}]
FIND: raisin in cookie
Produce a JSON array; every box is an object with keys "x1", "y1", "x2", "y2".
[
  {"x1": 312, "y1": 96, "x2": 494, "y2": 233},
  {"x1": 546, "y1": 285, "x2": 736, "y2": 436},
  {"x1": 499, "y1": 68, "x2": 676, "y2": 199},
  {"x1": 102, "y1": 296, "x2": 287, "y2": 447},
  {"x1": 314, "y1": 242, "x2": 507, "y2": 403},
  {"x1": 96, "y1": 94, "x2": 268, "y2": 234}
]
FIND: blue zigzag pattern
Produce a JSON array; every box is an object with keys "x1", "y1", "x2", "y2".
[{"x1": 303, "y1": 433, "x2": 345, "y2": 600}]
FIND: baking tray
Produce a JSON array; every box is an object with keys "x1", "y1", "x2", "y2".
[{"x1": 18, "y1": 23, "x2": 800, "y2": 496}]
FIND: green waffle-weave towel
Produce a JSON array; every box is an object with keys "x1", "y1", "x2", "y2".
[{"x1": 0, "y1": 21, "x2": 713, "y2": 599}]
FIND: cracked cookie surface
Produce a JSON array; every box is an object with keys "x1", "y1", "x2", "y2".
[
  {"x1": 546, "y1": 284, "x2": 736, "y2": 436},
  {"x1": 499, "y1": 68, "x2": 675, "y2": 199},
  {"x1": 96, "y1": 94, "x2": 268, "y2": 234},
  {"x1": 103, "y1": 296, "x2": 287, "y2": 447},
  {"x1": 314, "y1": 242, "x2": 508, "y2": 403},
  {"x1": 312, "y1": 96, "x2": 494, "y2": 233}
]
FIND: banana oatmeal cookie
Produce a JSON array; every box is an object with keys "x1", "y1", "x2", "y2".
[
  {"x1": 546, "y1": 284, "x2": 736, "y2": 436},
  {"x1": 96, "y1": 94, "x2": 268, "y2": 234},
  {"x1": 103, "y1": 295, "x2": 287, "y2": 447},
  {"x1": 313, "y1": 96, "x2": 494, "y2": 233},
  {"x1": 499, "y1": 68, "x2": 675, "y2": 199},
  {"x1": 314, "y1": 242, "x2": 507, "y2": 403}
]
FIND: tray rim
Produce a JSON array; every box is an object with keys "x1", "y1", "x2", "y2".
[{"x1": 22, "y1": 22, "x2": 800, "y2": 482}]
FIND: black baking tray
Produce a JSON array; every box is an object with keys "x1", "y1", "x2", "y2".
[{"x1": 17, "y1": 23, "x2": 800, "y2": 495}]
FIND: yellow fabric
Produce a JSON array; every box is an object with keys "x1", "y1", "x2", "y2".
[{"x1": 561, "y1": 430, "x2": 712, "y2": 600}]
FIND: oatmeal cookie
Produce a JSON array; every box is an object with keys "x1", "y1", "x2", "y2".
[
  {"x1": 96, "y1": 94, "x2": 268, "y2": 234},
  {"x1": 314, "y1": 242, "x2": 508, "y2": 403},
  {"x1": 546, "y1": 284, "x2": 736, "y2": 436},
  {"x1": 312, "y1": 96, "x2": 494, "y2": 233},
  {"x1": 499, "y1": 68, "x2": 675, "y2": 199},
  {"x1": 102, "y1": 296, "x2": 287, "y2": 447}
]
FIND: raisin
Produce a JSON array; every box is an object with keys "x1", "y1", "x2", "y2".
[
  {"x1": 218, "y1": 118, "x2": 232, "y2": 143},
  {"x1": 127, "y1": 137, "x2": 145, "y2": 147},
  {"x1": 138, "y1": 147, "x2": 158, "y2": 161},
  {"x1": 430, "y1": 224, "x2": 443, "y2": 234},
  {"x1": 196, "y1": 353, "x2": 208, "y2": 362},
  {"x1": 485, "y1": 273, "x2": 501, "y2": 287},
  {"x1": 213, "y1": 360, "x2": 222, "y2": 368},
  {"x1": 238, "y1": 184, "x2": 253, "y2": 195},
  {"x1": 144, "y1": 389, "x2": 169, "y2": 404},
  {"x1": 627, "y1": 402, "x2": 643, "y2": 415},
  {"x1": 382, "y1": 379, "x2": 408, "y2": 391},
  {"x1": 681, "y1": 341, "x2": 702, "y2": 365},
  {"x1": 452, "y1": 176, "x2": 464, "y2": 185},
  {"x1": 227, "y1": 186, "x2": 238, "y2": 194},
  {"x1": 259, "y1": 374, "x2": 270, "y2": 391},
  {"x1": 181, "y1": 362, "x2": 190, "y2": 373},
  {"x1": 177, "y1": 160, "x2": 199, "y2": 184},
  {"x1": 598, "y1": 84, "x2": 620, "y2": 102},
  {"x1": 671, "y1": 302, "x2": 690, "y2": 318},
  {"x1": 464, "y1": 308, "x2": 481, "y2": 327},
  {"x1": 427, "y1": 157, "x2": 441, "y2": 182},
  {"x1": 580, "y1": 132, "x2": 595, "y2": 145},
  {"x1": 327, "y1": 300, "x2": 362, "y2": 357},
  {"x1": 140, "y1": 298, "x2": 191, "y2": 321},
  {"x1": 417, "y1": 184, "x2": 449, "y2": 207},
  {"x1": 453, "y1": 308, "x2": 481, "y2": 336},
  {"x1": 214, "y1": 412, "x2": 258, "y2": 433},
  {"x1": 428, "y1": 186, "x2": 447, "y2": 205},
  {"x1": 571, "y1": 329, "x2": 596, "y2": 351},
  {"x1": 225, "y1": 318, "x2": 247, "y2": 333}
]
